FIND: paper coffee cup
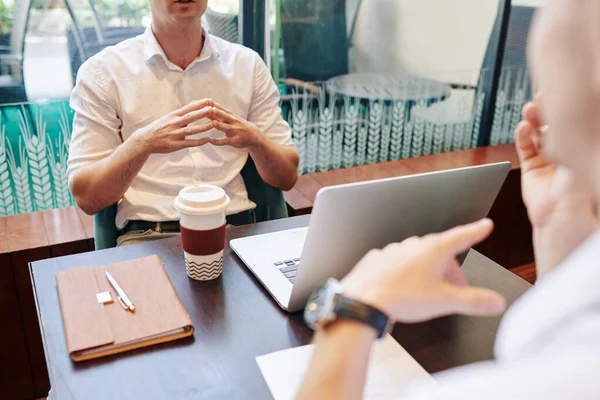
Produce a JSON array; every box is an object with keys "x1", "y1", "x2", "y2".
[{"x1": 174, "y1": 184, "x2": 230, "y2": 281}]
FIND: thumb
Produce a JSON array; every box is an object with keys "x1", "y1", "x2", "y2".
[{"x1": 440, "y1": 284, "x2": 507, "y2": 317}]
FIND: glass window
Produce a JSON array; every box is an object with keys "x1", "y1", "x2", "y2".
[
  {"x1": 266, "y1": 0, "x2": 533, "y2": 174},
  {"x1": 489, "y1": 4, "x2": 535, "y2": 146},
  {"x1": 22, "y1": 0, "x2": 151, "y2": 103},
  {"x1": 204, "y1": 0, "x2": 240, "y2": 44},
  {"x1": 0, "y1": 0, "x2": 27, "y2": 104}
]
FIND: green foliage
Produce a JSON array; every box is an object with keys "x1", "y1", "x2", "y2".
[
  {"x1": 0, "y1": 0, "x2": 15, "y2": 35},
  {"x1": 94, "y1": 0, "x2": 150, "y2": 26}
]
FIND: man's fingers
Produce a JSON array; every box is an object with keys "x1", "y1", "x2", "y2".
[
  {"x1": 210, "y1": 108, "x2": 238, "y2": 124},
  {"x1": 444, "y1": 261, "x2": 469, "y2": 287},
  {"x1": 175, "y1": 122, "x2": 214, "y2": 138},
  {"x1": 440, "y1": 284, "x2": 506, "y2": 317},
  {"x1": 435, "y1": 219, "x2": 494, "y2": 257},
  {"x1": 515, "y1": 120, "x2": 540, "y2": 163},
  {"x1": 175, "y1": 99, "x2": 214, "y2": 116},
  {"x1": 209, "y1": 100, "x2": 234, "y2": 115},
  {"x1": 176, "y1": 107, "x2": 213, "y2": 127},
  {"x1": 213, "y1": 120, "x2": 235, "y2": 134},
  {"x1": 521, "y1": 102, "x2": 543, "y2": 128},
  {"x1": 209, "y1": 137, "x2": 231, "y2": 146},
  {"x1": 515, "y1": 120, "x2": 552, "y2": 173},
  {"x1": 175, "y1": 137, "x2": 212, "y2": 149}
]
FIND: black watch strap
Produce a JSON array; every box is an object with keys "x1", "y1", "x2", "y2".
[{"x1": 333, "y1": 294, "x2": 389, "y2": 338}]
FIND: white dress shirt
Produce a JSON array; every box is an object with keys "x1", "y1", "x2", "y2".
[
  {"x1": 67, "y1": 28, "x2": 294, "y2": 229},
  {"x1": 404, "y1": 230, "x2": 600, "y2": 399}
]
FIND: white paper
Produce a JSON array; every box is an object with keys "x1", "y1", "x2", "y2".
[{"x1": 256, "y1": 334, "x2": 434, "y2": 400}]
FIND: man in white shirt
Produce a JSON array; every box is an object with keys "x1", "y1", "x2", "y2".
[
  {"x1": 297, "y1": 1, "x2": 600, "y2": 398},
  {"x1": 67, "y1": 0, "x2": 298, "y2": 245}
]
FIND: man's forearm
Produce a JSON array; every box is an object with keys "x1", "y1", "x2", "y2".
[
  {"x1": 296, "y1": 321, "x2": 376, "y2": 400},
  {"x1": 70, "y1": 136, "x2": 150, "y2": 215},
  {"x1": 248, "y1": 136, "x2": 299, "y2": 191}
]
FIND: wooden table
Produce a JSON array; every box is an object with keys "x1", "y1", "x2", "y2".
[{"x1": 31, "y1": 216, "x2": 531, "y2": 400}]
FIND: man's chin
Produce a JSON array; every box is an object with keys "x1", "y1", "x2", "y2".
[{"x1": 169, "y1": 9, "x2": 203, "y2": 23}]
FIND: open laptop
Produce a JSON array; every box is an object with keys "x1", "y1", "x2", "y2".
[{"x1": 230, "y1": 162, "x2": 511, "y2": 312}]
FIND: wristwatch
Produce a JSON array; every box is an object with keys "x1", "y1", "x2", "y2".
[{"x1": 304, "y1": 278, "x2": 392, "y2": 338}]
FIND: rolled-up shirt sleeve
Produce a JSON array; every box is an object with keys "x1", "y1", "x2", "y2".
[
  {"x1": 248, "y1": 52, "x2": 295, "y2": 147},
  {"x1": 67, "y1": 57, "x2": 122, "y2": 185}
]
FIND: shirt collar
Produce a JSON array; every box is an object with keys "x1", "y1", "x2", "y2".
[
  {"x1": 495, "y1": 230, "x2": 600, "y2": 360},
  {"x1": 143, "y1": 26, "x2": 221, "y2": 70}
]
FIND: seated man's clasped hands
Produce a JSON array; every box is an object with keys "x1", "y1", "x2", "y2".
[{"x1": 298, "y1": 1, "x2": 600, "y2": 399}]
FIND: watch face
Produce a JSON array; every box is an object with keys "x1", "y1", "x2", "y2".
[{"x1": 304, "y1": 279, "x2": 340, "y2": 330}]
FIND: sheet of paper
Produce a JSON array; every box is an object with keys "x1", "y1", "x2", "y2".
[{"x1": 256, "y1": 334, "x2": 434, "y2": 400}]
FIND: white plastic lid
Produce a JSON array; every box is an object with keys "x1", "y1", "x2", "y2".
[{"x1": 174, "y1": 184, "x2": 230, "y2": 216}]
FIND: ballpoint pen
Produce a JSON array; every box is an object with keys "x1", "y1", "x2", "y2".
[{"x1": 105, "y1": 271, "x2": 136, "y2": 312}]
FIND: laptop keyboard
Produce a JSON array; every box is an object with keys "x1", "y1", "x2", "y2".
[{"x1": 274, "y1": 258, "x2": 300, "y2": 284}]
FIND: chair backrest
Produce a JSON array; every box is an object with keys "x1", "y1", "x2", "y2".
[
  {"x1": 204, "y1": 8, "x2": 239, "y2": 43},
  {"x1": 240, "y1": 156, "x2": 289, "y2": 223},
  {"x1": 93, "y1": 201, "x2": 119, "y2": 250},
  {"x1": 93, "y1": 156, "x2": 288, "y2": 250},
  {"x1": 280, "y1": 0, "x2": 349, "y2": 82}
]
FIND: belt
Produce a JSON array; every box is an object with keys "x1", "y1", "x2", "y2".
[
  {"x1": 122, "y1": 220, "x2": 181, "y2": 234},
  {"x1": 122, "y1": 210, "x2": 255, "y2": 235}
]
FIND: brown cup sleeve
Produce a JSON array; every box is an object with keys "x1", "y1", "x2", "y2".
[{"x1": 180, "y1": 223, "x2": 227, "y2": 256}]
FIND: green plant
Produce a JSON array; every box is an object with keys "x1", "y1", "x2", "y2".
[
  {"x1": 94, "y1": 0, "x2": 150, "y2": 27},
  {"x1": 0, "y1": 0, "x2": 15, "y2": 35}
]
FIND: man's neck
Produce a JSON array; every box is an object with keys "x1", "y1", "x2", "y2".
[{"x1": 152, "y1": 20, "x2": 204, "y2": 70}]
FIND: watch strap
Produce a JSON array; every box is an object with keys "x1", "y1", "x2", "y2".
[{"x1": 333, "y1": 294, "x2": 389, "y2": 338}]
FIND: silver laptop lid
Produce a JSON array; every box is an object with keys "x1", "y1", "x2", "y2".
[{"x1": 287, "y1": 162, "x2": 511, "y2": 311}]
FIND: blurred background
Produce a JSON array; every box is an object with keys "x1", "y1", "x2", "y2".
[{"x1": 0, "y1": 0, "x2": 540, "y2": 217}]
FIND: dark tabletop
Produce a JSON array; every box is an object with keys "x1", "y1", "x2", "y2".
[{"x1": 31, "y1": 215, "x2": 531, "y2": 400}]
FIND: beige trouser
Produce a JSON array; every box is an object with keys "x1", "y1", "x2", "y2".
[
  {"x1": 116, "y1": 229, "x2": 181, "y2": 247},
  {"x1": 116, "y1": 210, "x2": 256, "y2": 247}
]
